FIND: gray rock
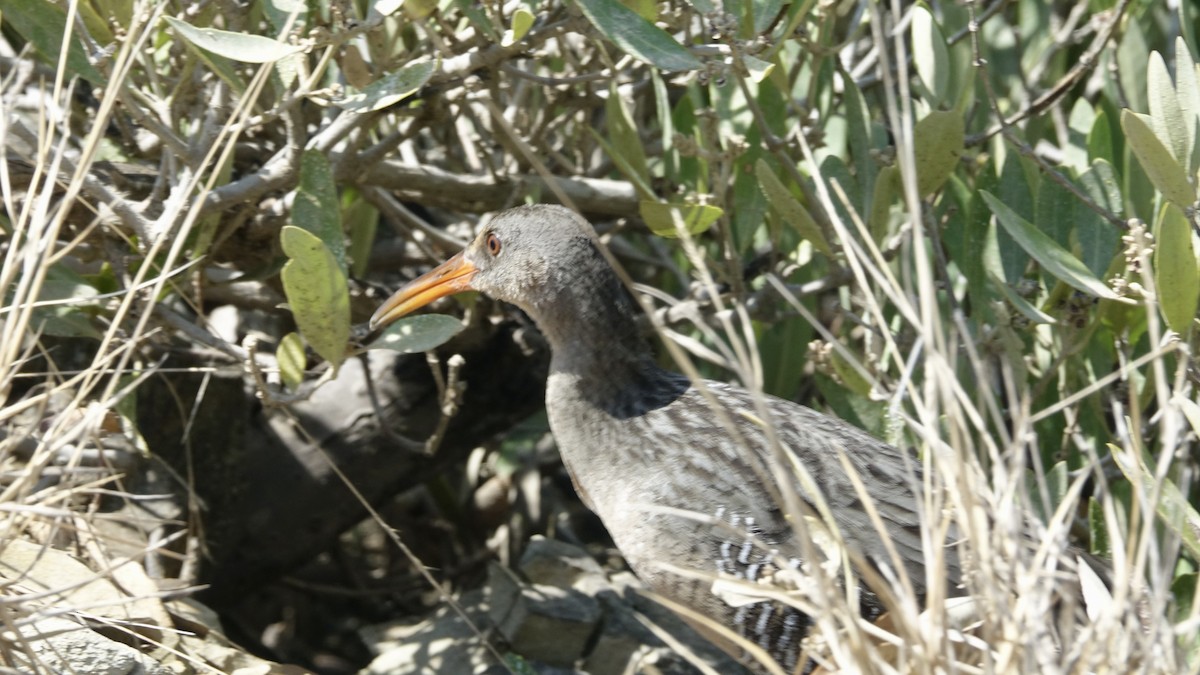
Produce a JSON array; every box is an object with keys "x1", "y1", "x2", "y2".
[
  {"x1": 490, "y1": 574, "x2": 601, "y2": 667},
  {"x1": 14, "y1": 616, "x2": 171, "y2": 675}
]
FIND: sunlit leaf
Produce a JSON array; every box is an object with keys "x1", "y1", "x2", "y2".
[
  {"x1": 1111, "y1": 444, "x2": 1200, "y2": 560},
  {"x1": 278, "y1": 332, "x2": 306, "y2": 390},
  {"x1": 575, "y1": 0, "x2": 701, "y2": 71},
  {"x1": 31, "y1": 265, "x2": 101, "y2": 338},
  {"x1": 502, "y1": 7, "x2": 536, "y2": 46},
  {"x1": 1076, "y1": 160, "x2": 1123, "y2": 276},
  {"x1": 742, "y1": 55, "x2": 774, "y2": 82},
  {"x1": 1173, "y1": 37, "x2": 1200, "y2": 175},
  {"x1": 369, "y1": 314, "x2": 464, "y2": 353},
  {"x1": 1147, "y1": 50, "x2": 1189, "y2": 166},
  {"x1": 980, "y1": 191, "x2": 1122, "y2": 300},
  {"x1": 280, "y1": 226, "x2": 350, "y2": 370},
  {"x1": 1087, "y1": 108, "x2": 1114, "y2": 166},
  {"x1": 3, "y1": 0, "x2": 103, "y2": 81},
  {"x1": 336, "y1": 59, "x2": 436, "y2": 113},
  {"x1": 1121, "y1": 110, "x2": 1197, "y2": 209},
  {"x1": 607, "y1": 83, "x2": 649, "y2": 187},
  {"x1": 372, "y1": 0, "x2": 405, "y2": 16},
  {"x1": 344, "y1": 189, "x2": 379, "y2": 279},
  {"x1": 990, "y1": 271, "x2": 1056, "y2": 325},
  {"x1": 912, "y1": 110, "x2": 964, "y2": 196},
  {"x1": 1025, "y1": 461, "x2": 1069, "y2": 523},
  {"x1": 867, "y1": 166, "x2": 899, "y2": 244},
  {"x1": 751, "y1": 0, "x2": 784, "y2": 34},
  {"x1": 1175, "y1": 394, "x2": 1200, "y2": 438},
  {"x1": 1153, "y1": 202, "x2": 1199, "y2": 334},
  {"x1": 756, "y1": 159, "x2": 834, "y2": 257},
  {"x1": 163, "y1": 16, "x2": 303, "y2": 63},
  {"x1": 639, "y1": 201, "x2": 722, "y2": 238},
  {"x1": 294, "y1": 151, "x2": 345, "y2": 274},
  {"x1": 911, "y1": 5, "x2": 950, "y2": 105},
  {"x1": 263, "y1": 0, "x2": 308, "y2": 33}
]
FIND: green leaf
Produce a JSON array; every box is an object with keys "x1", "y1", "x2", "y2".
[
  {"x1": 755, "y1": 159, "x2": 834, "y2": 257},
  {"x1": 911, "y1": 5, "x2": 950, "y2": 105},
  {"x1": 1174, "y1": 37, "x2": 1200, "y2": 175},
  {"x1": 502, "y1": 7, "x2": 535, "y2": 46},
  {"x1": 591, "y1": 131, "x2": 654, "y2": 199},
  {"x1": 606, "y1": 83, "x2": 649, "y2": 188},
  {"x1": 344, "y1": 190, "x2": 379, "y2": 279},
  {"x1": 575, "y1": 0, "x2": 701, "y2": 72},
  {"x1": 2, "y1": 0, "x2": 103, "y2": 81},
  {"x1": 1026, "y1": 461, "x2": 1069, "y2": 524},
  {"x1": 1147, "y1": 50, "x2": 1189, "y2": 167},
  {"x1": 163, "y1": 16, "x2": 303, "y2": 63},
  {"x1": 742, "y1": 54, "x2": 774, "y2": 83},
  {"x1": 1076, "y1": 160, "x2": 1123, "y2": 277},
  {"x1": 280, "y1": 226, "x2": 350, "y2": 369},
  {"x1": 1177, "y1": 394, "x2": 1200, "y2": 439},
  {"x1": 751, "y1": 0, "x2": 784, "y2": 35},
  {"x1": 30, "y1": 265, "x2": 101, "y2": 338},
  {"x1": 639, "y1": 201, "x2": 722, "y2": 238},
  {"x1": 1121, "y1": 110, "x2": 1198, "y2": 209},
  {"x1": 867, "y1": 165, "x2": 899, "y2": 244},
  {"x1": 980, "y1": 191, "x2": 1121, "y2": 300},
  {"x1": 990, "y1": 271, "x2": 1056, "y2": 325},
  {"x1": 652, "y1": 70, "x2": 674, "y2": 173},
  {"x1": 263, "y1": 0, "x2": 308, "y2": 33},
  {"x1": 1065, "y1": 98, "x2": 1094, "y2": 174},
  {"x1": 1153, "y1": 202, "x2": 1199, "y2": 334},
  {"x1": 843, "y1": 77, "x2": 876, "y2": 209},
  {"x1": 1117, "y1": 14, "x2": 1150, "y2": 114},
  {"x1": 278, "y1": 332, "x2": 306, "y2": 390},
  {"x1": 369, "y1": 314, "x2": 464, "y2": 353},
  {"x1": 1087, "y1": 108, "x2": 1114, "y2": 165},
  {"x1": 336, "y1": 59, "x2": 436, "y2": 113},
  {"x1": 912, "y1": 109, "x2": 964, "y2": 196},
  {"x1": 371, "y1": 0, "x2": 406, "y2": 16},
  {"x1": 1111, "y1": 444, "x2": 1200, "y2": 560},
  {"x1": 293, "y1": 151, "x2": 345, "y2": 275}
]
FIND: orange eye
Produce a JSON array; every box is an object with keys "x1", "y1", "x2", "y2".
[{"x1": 485, "y1": 232, "x2": 502, "y2": 256}]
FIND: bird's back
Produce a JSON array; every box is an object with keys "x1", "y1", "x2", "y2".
[{"x1": 547, "y1": 368, "x2": 961, "y2": 672}]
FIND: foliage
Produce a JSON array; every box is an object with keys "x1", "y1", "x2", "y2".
[{"x1": 1, "y1": 0, "x2": 1199, "y2": 671}]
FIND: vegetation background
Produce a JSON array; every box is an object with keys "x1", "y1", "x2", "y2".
[{"x1": 1, "y1": 0, "x2": 1198, "y2": 672}]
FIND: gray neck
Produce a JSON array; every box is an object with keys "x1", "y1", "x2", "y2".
[{"x1": 525, "y1": 245, "x2": 686, "y2": 419}]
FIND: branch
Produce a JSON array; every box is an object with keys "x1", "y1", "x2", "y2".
[{"x1": 359, "y1": 160, "x2": 639, "y2": 216}]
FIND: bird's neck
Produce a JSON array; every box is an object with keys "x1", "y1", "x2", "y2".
[
  {"x1": 528, "y1": 264, "x2": 683, "y2": 416},
  {"x1": 538, "y1": 280, "x2": 654, "y2": 377}
]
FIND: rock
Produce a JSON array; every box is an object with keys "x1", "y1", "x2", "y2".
[
  {"x1": 10, "y1": 616, "x2": 171, "y2": 675},
  {"x1": 359, "y1": 538, "x2": 748, "y2": 675},
  {"x1": 488, "y1": 571, "x2": 601, "y2": 667},
  {"x1": 518, "y1": 536, "x2": 605, "y2": 589},
  {"x1": 359, "y1": 589, "x2": 496, "y2": 674}
]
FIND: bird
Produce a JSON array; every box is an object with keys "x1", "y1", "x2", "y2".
[{"x1": 370, "y1": 204, "x2": 963, "y2": 672}]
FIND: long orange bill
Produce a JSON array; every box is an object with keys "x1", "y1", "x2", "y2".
[{"x1": 369, "y1": 251, "x2": 477, "y2": 330}]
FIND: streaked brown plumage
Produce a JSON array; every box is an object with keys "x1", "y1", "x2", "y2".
[{"x1": 371, "y1": 205, "x2": 961, "y2": 672}]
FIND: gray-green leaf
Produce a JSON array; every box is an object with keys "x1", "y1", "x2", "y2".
[
  {"x1": 336, "y1": 60, "x2": 437, "y2": 113},
  {"x1": 280, "y1": 226, "x2": 350, "y2": 369},
  {"x1": 575, "y1": 0, "x2": 701, "y2": 72},
  {"x1": 369, "y1": 314, "x2": 464, "y2": 353},
  {"x1": 1122, "y1": 110, "x2": 1198, "y2": 209},
  {"x1": 1153, "y1": 203, "x2": 1199, "y2": 334},
  {"x1": 980, "y1": 191, "x2": 1121, "y2": 300},
  {"x1": 911, "y1": 5, "x2": 950, "y2": 106},
  {"x1": 293, "y1": 151, "x2": 345, "y2": 274},
  {"x1": 912, "y1": 110, "x2": 964, "y2": 196},
  {"x1": 163, "y1": 16, "x2": 303, "y2": 63}
]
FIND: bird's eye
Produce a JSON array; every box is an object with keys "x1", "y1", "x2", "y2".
[{"x1": 485, "y1": 232, "x2": 502, "y2": 256}]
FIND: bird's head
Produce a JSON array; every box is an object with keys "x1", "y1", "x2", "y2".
[{"x1": 369, "y1": 204, "x2": 601, "y2": 331}]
